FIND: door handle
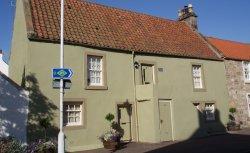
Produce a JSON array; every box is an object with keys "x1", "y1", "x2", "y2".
[
  {"x1": 160, "y1": 119, "x2": 163, "y2": 124},
  {"x1": 121, "y1": 122, "x2": 126, "y2": 125}
]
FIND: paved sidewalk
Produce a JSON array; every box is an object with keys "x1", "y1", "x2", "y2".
[{"x1": 76, "y1": 128, "x2": 250, "y2": 153}]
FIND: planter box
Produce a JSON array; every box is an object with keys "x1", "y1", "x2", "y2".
[
  {"x1": 103, "y1": 141, "x2": 118, "y2": 150},
  {"x1": 227, "y1": 124, "x2": 241, "y2": 131}
]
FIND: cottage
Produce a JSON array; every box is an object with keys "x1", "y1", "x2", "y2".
[
  {"x1": 9, "y1": 0, "x2": 229, "y2": 151},
  {"x1": 207, "y1": 37, "x2": 250, "y2": 127}
]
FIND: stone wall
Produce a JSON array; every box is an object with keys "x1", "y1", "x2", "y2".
[{"x1": 225, "y1": 60, "x2": 250, "y2": 127}]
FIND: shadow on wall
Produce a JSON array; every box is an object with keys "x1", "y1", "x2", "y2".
[
  {"x1": 146, "y1": 109, "x2": 229, "y2": 153},
  {"x1": 24, "y1": 73, "x2": 59, "y2": 142},
  {"x1": 0, "y1": 74, "x2": 28, "y2": 143},
  {"x1": 192, "y1": 109, "x2": 226, "y2": 138}
]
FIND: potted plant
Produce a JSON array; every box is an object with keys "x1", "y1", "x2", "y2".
[
  {"x1": 99, "y1": 113, "x2": 122, "y2": 151},
  {"x1": 227, "y1": 107, "x2": 241, "y2": 131}
]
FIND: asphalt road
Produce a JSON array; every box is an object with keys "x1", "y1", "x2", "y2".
[{"x1": 75, "y1": 128, "x2": 250, "y2": 153}]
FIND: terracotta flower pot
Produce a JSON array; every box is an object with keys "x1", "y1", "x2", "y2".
[
  {"x1": 227, "y1": 124, "x2": 241, "y2": 131},
  {"x1": 103, "y1": 140, "x2": 118, "y2": 150}
]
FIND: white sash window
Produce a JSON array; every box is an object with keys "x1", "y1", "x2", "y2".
[
  {"x1": 204, "y1": 103, "x2": 215, "y2": 121},
  {"x1": 192, "y1": 65, "x2": 203, "y2": 89},
  {"x1": 63, "y1": 103, "x2": 82, "y2": 126},
  {"x1": 87, "y1": 56, "x2": 103, "y2": 86},
  {"x1": 243, "y1": 62, "x2": 250, "y2": 82}
]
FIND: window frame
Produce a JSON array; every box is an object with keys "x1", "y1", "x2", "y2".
[
  {"x1": 138, "y1": 60, "x2": 158, "y2": 85},
  {"x1": 63, "y1": 98, "x2": 86, "y2": 130},
  {"x1": 191, "y1": 63, "x2": 206, "y2": 92},
  {"x1": 242, "y1": 61, "x2": 250, "y2": 83},
  {"x1": 192, "y1": 101, "x2": 217, "y2": 122},
  {"x1": 204, "y1": 103, "x2": 216, "y2": 122},
  {"x1": 246, "y1": 93, "x2": 250, "y2": 117},
  {"x1": 84, "y1": 52, "x2": 108, "y2": 90}
]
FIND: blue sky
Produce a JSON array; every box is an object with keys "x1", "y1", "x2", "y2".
[{"x1": 1, "y1": 0, "x2": 250, "y2": 63}]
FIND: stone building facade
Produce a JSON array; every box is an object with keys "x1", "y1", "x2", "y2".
[
  {"x1": 207, "y1": 37, "x2": 250, "y2": 128},
  {"x1": 224, "y1": 60, "x2": 250, "y2": 127}
]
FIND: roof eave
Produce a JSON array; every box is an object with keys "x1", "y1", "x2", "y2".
[{"x1": 28, "y1": 37, "x2": 222, "y2": 61}]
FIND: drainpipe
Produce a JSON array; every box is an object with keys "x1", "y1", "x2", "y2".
[{"x1": 132, "y1": 51, "x2": 140, "y2": 142}]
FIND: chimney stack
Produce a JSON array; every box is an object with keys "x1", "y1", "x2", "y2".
[{"x1": 178, "y1": 4, "x2": 198, "y2": 30}]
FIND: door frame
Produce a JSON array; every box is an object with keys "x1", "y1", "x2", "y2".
[
  {"x1": 158, "y1": 99, "x2": 175, "y2": 141},
  {"x1": 116, "y1": 102, "x2": 133, "y2": 141}
]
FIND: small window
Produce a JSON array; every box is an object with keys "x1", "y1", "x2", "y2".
[
  {"x1": 247, "y1": 94, "x2": 250, "y2": 117},
  {"x1": 192, "y1": 65, "x2": 203, "y2": 89},
  {"x1": 87, "y1": 55, "x2": 103, "y2": 86},
  {"x1": 63, "y1": 102, "x2": 83, "y2": 126},
  {"x1": 204, "y1": 103, "x2": 215, "y2": 121},
  {"x1": 243, "y1": 62, "x2": 250, "y2": 82},
  {"x1": 141, "y1": 64, "x2": 154, "y2": 84}
]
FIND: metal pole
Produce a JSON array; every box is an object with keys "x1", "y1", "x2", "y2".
[{"x1": 58, "y1": 0, "x2": 65, "y2": 152}]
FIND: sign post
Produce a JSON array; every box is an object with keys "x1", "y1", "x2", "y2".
[
  {"x1": 52, "y1": 68, "x2": 73, "y2": 79},
  {"x1": 58, "y1": 0, "x2": 65, "y2": 152}
]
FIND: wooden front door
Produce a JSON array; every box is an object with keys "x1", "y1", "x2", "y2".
[
  {"x1": 118, "y1": 105, "x2": 132, "y2": 141},
  {"x1": 159, "y1": 100, "x2": 173, "y2": 141}
]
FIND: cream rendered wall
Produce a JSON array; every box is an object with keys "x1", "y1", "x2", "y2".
[
  {"x1": 134, "y1": 55, "x2": 229, "y2": 142},
  {"x1": 9, "y1": 0, "x2": 30, "y2": 85},
  {"x1": 28, "y1": 41, "x2": 135, "y2": 151}
]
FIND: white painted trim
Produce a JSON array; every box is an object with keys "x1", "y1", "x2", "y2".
[
  {"x1": 246, "y1": 93, "x2": 250, "y2": 118},
  {"x1": 158, "y1": 99, "x2": 175, "y2": 141}
]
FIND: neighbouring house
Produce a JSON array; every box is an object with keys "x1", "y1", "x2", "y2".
[
  {"x1": 0, "y1": 50, "x2": 9, "y2": 76},
  {"x1": 9, "y1": 0, "x2": 229, "y2": 152},
  {"x1": 207, "y1": 37, "x2": 250, "y2": 127},
  {"x1": 0, "y1": 71, "x2": 29, "y2": 143}
]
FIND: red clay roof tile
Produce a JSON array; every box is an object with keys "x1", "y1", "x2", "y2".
[
  {"x1": 28, "y1": 0, "x2": 220, "y2": 60},
  {"x1": 207, "y1": 37, "x2": 250, "y2": 61}
]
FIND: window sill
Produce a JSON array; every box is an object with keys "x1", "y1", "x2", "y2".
[
  {"x1": 63, "y1": 125, "x2": 85, "y2": 130},
  {"x1": 244, "y1": 80, "x2": 250, "y2": 84},
  {"x1": 193, "y1": 88, "x2": 207, "y2": 92},
  {"x1": 85, "y1": 85, "x2": 108, "y2": 90}
]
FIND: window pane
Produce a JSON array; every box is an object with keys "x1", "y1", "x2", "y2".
[
  {"x1": 69, "y1": 112, "x2": 74, "y2": 117},
  {"x1": 69, "y1": 105, "x2": 74, "y2": 110},
  {"x1": 91, "y1": 77, "x2": 95, "y2": 83},
  {"x1": 95, "y1": 71, "x2": 101, "y2": 77},
  {"x1": 69, "y1": 117, "x2": 74, "y2": 123},
  {"x1": 96, "y1": 77, "x2": 100, "y2": 84},
  {"x1": 75, "y1": 112, "x2": 80, "y2": 117},
  {"x1": 76, "y1": 117, "x2": 80, "y2": 123},
  {"x1": 75, "y1": 105, "x2": 80, "y2": 110}
]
